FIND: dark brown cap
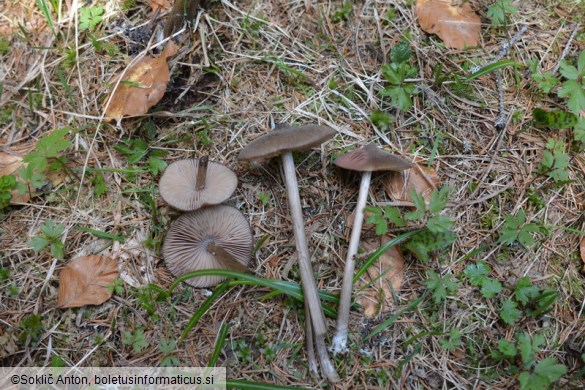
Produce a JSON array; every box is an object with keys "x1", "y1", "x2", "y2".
[
  {"x1": 333, "y1": 143, "x2": 414, "y2": 172},
  {"x1": 238, "y1": 124, "x2": 336, "y2": 161},
  {"x1": 159, "y1": 158, "x2": 237, "y2": 211},
  {"x1": 163, "y1": 205, "x2": 253, "y2": 287}
]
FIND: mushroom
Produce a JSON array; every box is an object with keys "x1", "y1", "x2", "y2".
[
  {"x1": 163, "y1": 205, "x2": 253, "y2": 287},
  {"x1": 331, "y1": 143, "x2": 414, "y2": 354},
  {"x1": 238, "y1": 123, "x2": 339, "y2": 382},
  {"x1": 159, "y1": 157, "x2": 237, "y2": 211}
]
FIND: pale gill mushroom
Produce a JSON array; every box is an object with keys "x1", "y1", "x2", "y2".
[
  {"x1": 331, "y1": 143, "x2": 414, "y2": 354},
  {"x1": 238, "y1": 123, "x2": 339, "y2": 382}
]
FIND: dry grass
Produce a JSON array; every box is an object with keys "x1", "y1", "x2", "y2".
[{"x1": 1, "y1": 0, "x2": 584, "y2": 388}]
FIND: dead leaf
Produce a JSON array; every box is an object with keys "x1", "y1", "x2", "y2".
[
  {"x1": 384, "y1": 162, "x2": 439, "y2": 202},
  {"x1": 57, "y1": 256, "x2": 119, "y2": 308},
  {"x1": 416, "y1": 0, "x2": 481, "y2": 50},
  {"x1": 0, "y1": 151, "x2": 31, "y2": 204},
  {"x1": 0, "y1": 152, "x2": 23, "y2": 177},
  {"x1": 149, "y1": 0, "x2": 172, "y2": 17},
  {"x1": 580, "y1": 237, "x2": 585, "y2": 272},
  {"x1": 104, "y1": 42, "x2": 178, "y2": 121},
  {"x1": 356, "y1": 236, "x2": 405, "y2": 318}
]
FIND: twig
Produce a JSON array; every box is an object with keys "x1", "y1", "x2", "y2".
[
  {"x1": 470, "y1": 26, "x2": 528, "y2": 73},
  {"x1": 552, "y1": 23, "x2": 581, "y2": 75},
  {"x1": 494, "y1": 70, "x2": 506, "y2": 128}
]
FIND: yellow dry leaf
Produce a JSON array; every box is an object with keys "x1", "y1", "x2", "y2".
[
  {"x1": 384, "y1": 162, "x2": 439, "y2": 202},
  {"x1": 356, "y1": 236, "x2": 405, "y2": 318},
  {"x1": 104, "y1": 41, "x2": 178, "y2": 121},
  {"x1": 416, "y1": 0, "x2": 481, "y2": 50},
  {"x1": 57, "y1": 255, "x2": 119, "y2": 308}
]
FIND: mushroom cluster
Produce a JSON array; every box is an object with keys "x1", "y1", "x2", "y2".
[
  {"x1": 160, "y1": 157, "x2": 253, "y2": 287},
  {"x1": 160, "y1": 123, "x2": 414, "y2": 384}
]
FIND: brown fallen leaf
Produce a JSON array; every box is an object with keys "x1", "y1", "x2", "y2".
[
  {"x1": 149, "y1": 0, "x2": 172, "y2": 17},
  {"x1": 0, "y1": 152, "x2": 23, "y2": 177},
  {"x1": 0, "y1": 151, "x2": 31, "y2": 204},
  {"x1": 355, "y1": 236, "x2": 405, "y2": 318},
  {"x1": 416, "y1": 0, "x2": 481, "y2": 50},
  {"x1": 104, "y1": 41, "x2": 178, "y2": 121},
  {"x1": 384, "y1": 162, "x2": 439, "y2": 202},
  {"x1": 57, "y1": 255, "x2": 119, "y2": 308}
]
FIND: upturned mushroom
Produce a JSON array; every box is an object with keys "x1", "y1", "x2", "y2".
[
  {"x1": 238, "y1": 123, "x2": 339, "y2": 382},
  {"x1": 159, "y1": 157, "x2": 237, "y2": 211},
  {"x1": 331, "y1": 143, "x2": 414, "y2": 354},
  {"x1": 163, "y1": 205, "x2": 253, "y2": 287}
]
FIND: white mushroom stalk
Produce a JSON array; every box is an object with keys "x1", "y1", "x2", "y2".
[
  {"x1": 282, "y1": 152, "x2": 340, "y2": 383},
  {"x1": 331, "y1": 171, "x2": 371, "y2": 354},
  {"x1": 238, "y1": 123, "x2": 339, "y2": 382},
  {"x1": 331, "y1": 144, "x2": 414, "y2": 355}
]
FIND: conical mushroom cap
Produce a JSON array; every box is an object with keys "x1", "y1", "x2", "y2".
[
  {"x1": 159, "y1": 159, "x2": 237, "y2": 211},
  {"x1": 163, "y1": 206, "x2": 253, "y2": 287},
  {"x1": 333, "y1": 143, "x2": 414, "y2": 172},
  {"x1": 238, "y1": 124, "x2": 336, "y2": 161}
]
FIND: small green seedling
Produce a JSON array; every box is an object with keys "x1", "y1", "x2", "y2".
[
  {"x1": 463, "y1": 261, "x2": 502, "y2": 298},
  {"x1": 499, "y1": 277, "x2": 558, "y2": 324},
  {"x1": 379, "y1": 42, "x2": 418, "y2": 112},
  {"x1": 18, "y1": 314, "x2": 44, "y2": 346},
  {"x1": 498, "y1": 208, "x2": 543, "y2": 247},
  {"x1": 29, "y1": 220, "x2": 65, "y2": 259},
  {"x1": 0, "y1": 175, "x2": 16, "y2": 211},
  {"x1": 557, "y1": 51, "x2": 585, "y2": 116},
  {"x1": 20, "y1": 127, "x2": 71, "y2": 194},
  {"x1": 486, "y1": 0, "x2": 517, "y2": 27},
  {"x1": 332, "y1": 2, "x2": 353, "y2": 23},
  {"x1": 106, "y1": 279, "x2": 124, "y2": 295},
  {"x1": 122, "y1": 328, "x2": 149, "y2": 353},
  {"x1": 532, "y1": 108, "x2": 577, "y2": 130},
  {"x1": 158, "y1": 338, "x2": 181, "y2": 367},
  {"x1": 439, "y1": 327, "x2": 463, "y2": 351},
  {"x1": 114, "y1": 139, "x2": 168, "y2": 176},
  {"x1": 79, "y1": 6, "x2": 104, "y2": 32},
  {"x1": 539, "y1": 138, "x2": 570, "y2": 183},
  {"x1": 366, "y1": 187, "x2": 456, "y2": 262},
  {"x1": 424, "y1": 270, "x2": 459, "y2": 304},
  {"x1": 493, "y1": 332, "x2": 567, "y2": 390}
]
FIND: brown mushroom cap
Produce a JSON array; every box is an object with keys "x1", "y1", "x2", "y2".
[
  {"x1": 238, "y1": 124, "x2": 337, "y2": 161},
  {"x1": 159, "y1": 159, "x2": 237, "y2": 211},
  {"x1": 333, "y1": 143, "x2": 414, "y2": 172},
  {"x1": 163, "y1": 205, "x2": 253, "y2": 287}
]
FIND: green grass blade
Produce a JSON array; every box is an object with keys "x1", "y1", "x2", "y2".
[
  {"x1": 208, "y1": 322, "x2": 229, "y2": 367},
  {"x1": 171, "y1": 270, "x2": 339, "y2": 341},
  {"x1": 353, "y1": 230, "x2": 419, "y2": 283},
  {"x1": 179, "y1": 282, "x2": 230, "y2": 342},
  {"x1": 169, "y1": 270, "x2": 338, "y2": 310},
  {"x1": 467, "y1": 60, "x2": 523, "y2": 81},
  {"x1": 362, "y1": 293, "x2": 427, "y2": 342},
  {"x1": 78, "y1": 226, "x2": 125, "y2": 243},
  {"x1": 35, "y1": 0, "x2": 56, "y2": 37},
  {"x1": 225, "y1": 380, "x2": 309, "y2": 389}
]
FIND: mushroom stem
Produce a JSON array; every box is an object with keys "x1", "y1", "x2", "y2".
[
  {"x1": 281, "y1": 151, "x2": 340, "y2": 382},
  {"x1": 332, "y1": 170, "x2": 372, "y2": 355},
  {"x1": 196, "y1": 156, "x2": 209, "y2": 191},
  {"x1": 281, "y1": 152, "x2": 327, "y2": 335},
  {"x1": 314, "y1": 329, "x2": 341, "y2": 382},
  {"x1": 304, "y1": 302, "x2": 319, "y2": 380},
  {"x1": 206, "y1": 242, "x2": 249, "y2": 273}
]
